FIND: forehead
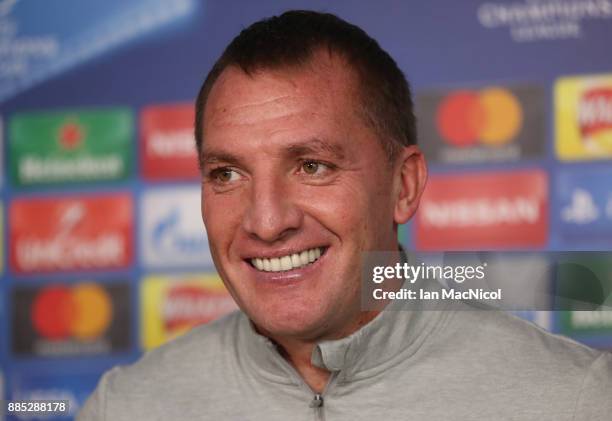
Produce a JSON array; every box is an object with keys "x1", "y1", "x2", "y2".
[{"x1": 202, "y1": 52, "x2": 362, "y2": 135}]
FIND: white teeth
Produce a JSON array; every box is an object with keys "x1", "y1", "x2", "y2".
[
  {"x1": 291, "y1": 253, "x2": 301, "y2": 267},
  {"x1": 299, "y1": 250, "x2": 309, "y2": 266},
  {"x1": 280, "y1": 256, "x2": 292, "y2": 271},
  {"x1": 251, "y1": 247, "x2": 324, "y2": 273},
  {"x1": 308, "y1": 249, "x2": 315, "y2": 262}
]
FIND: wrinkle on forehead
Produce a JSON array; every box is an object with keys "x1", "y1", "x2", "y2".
[
  {"x1": 203, "y1": 51, "x2": 361, "y2": 130},
  {"x1": 208, "y1": 93, "x2": 309, "y2": 127}
]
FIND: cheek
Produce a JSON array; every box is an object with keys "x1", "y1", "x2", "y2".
[
  {"x1": 295, "y1": 180, "x2": 373, "y2": 243},
  {"x1": 308, "y1": 174, "x2": 394, "y2": 245},
  {"x1": 201, "y1": 188, "x2": 244, "y2": 250}
]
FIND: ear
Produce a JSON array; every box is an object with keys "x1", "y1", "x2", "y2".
[{"x1": 393, "y1": 145, "x2": 427, "y2": 224}]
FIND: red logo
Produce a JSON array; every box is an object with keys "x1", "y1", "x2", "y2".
[
  {"x1": 415, "y1": 170, "x2": 548, "y2": 250},
  {"x1": 58, "y1": 120, "x2": 84, "y2": 150},
  {"x1": 578, "y1": 87, "x2": 612, "y2": 138},
  {"x1": 9, "y1": 194, "x2": 133, "y2": 273},
  {"x1": 163, "y1": 284, "x2": 236, "y2": 332},
  {"x1": 140, "y1": 104, "x2": 200, "y2": 180},
  {"x1": 436, "y1": 87, "x2": 523, "y2": 147},
  {"x1": 32, "y1": 283, "x2": 112, "y2": 341}
]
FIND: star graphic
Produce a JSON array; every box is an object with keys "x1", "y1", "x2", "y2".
[{"x1": 58, "y1": 121, "x2": 84, "y2": 150}]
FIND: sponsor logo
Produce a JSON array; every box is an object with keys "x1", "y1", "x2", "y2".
[
  {"x1": 416, "y1": 85, "x2": 544, "y2": 163},
  {"x1": 9, "y1": 372, "x2": 101, "y2": 417},
  {"x1": 437, "y1": 88, "x2": 522, "y2": 147},
  {"x1": 561, "y1": 188, "x2": 600, "y2": 224},
  {"x1": 477, "y1": 0, "x2": 612, "y2": 43},
  {"x1": 579, "y1": 87, "x2": 612, "y2": 138},
  {"x1": 555, "y1": 74, "x2": 612, "y2": 160},
  {"x1": 9, "y1": 194, "x2": 133, "y2": 273},
  {"x1": 415, "y1": 170, "x2": 548, "y2": 249},
  {"x1": 557, "y1": 168, "x2": 612, "y2": 244},
  {"x1": 11, "y1": 281, "x2": 131, "y2": 356},
  {"x1": 141, "y1": 187, "x2": 213, "y2": 268},
  {"x1": 8, "y1": 108, "x2": 133, "y2": 186},
  {"x1": 141, "y1": 274, "x2": 236, "y2": 349},
  {"x1": 560, "y1": 310, "x2": 612, "y2": 334},
  {"x1": 556, "y1": 256, "x2": 612, "y2": 335},
  {"x1": 58, "y1": 119, "x2": 85, "y2": 150},
  {"x1": 140, "y1": 104, "x2": 200, "y2": 180}
]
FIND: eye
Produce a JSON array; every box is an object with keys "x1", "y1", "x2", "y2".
[
  {"x1": 301, "y1": 160, "x2": 329, "y2": 176},
  {"x1": 210, "y1": 168, "x2": 241, "y2": 183}
]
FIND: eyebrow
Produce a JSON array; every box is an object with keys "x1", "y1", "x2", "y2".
[
  {"x1": 201, "y1": 138, "x2": 346, "y2": 167},
  {"x1": 285, "y1": 138, "x2": 346, "y2": 161},
  {"x1": 200, "y1": 150, "x2": 246, "y2": 168}
]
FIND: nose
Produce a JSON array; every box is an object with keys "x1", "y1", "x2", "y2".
[{"x1": 242, "y1": 174, "x2": 303, "y2": 243}]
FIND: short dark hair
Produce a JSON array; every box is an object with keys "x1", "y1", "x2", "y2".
[{"x1": 194, "y1": 10, "x2": 416, "y2": 162}]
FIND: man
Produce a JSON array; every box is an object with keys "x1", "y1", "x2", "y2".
[{"x1": 79, "y1": 10, "x2": 612, "y2": 420}]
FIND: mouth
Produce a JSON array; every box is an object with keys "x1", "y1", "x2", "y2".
[{"x1": 247, "y1": 247, "x2": 328, "y2": 273}]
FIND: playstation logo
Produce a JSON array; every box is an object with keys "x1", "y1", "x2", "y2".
[{"x1": 562, "y1": 188, "x2": 600, "y2": 224}]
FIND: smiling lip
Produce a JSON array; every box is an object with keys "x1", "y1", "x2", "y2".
[
  {"x1": 248, "y1": 246, "x2": 326, "y2": 272},
  {"x1": 243, "y1": 246, "x2": 329, "y2": 284}
]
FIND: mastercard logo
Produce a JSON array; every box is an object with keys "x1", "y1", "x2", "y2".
[
  {"x1": 31, "y1": 283, "x2": 113, "y2": 341},
  {"x1": 436, "y1": 87, "x2": 523, "y2": 147}
]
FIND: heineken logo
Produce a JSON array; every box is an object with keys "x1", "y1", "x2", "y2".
[{"x1": 9, "y1": 108, "x2": 133, "y2": 186}]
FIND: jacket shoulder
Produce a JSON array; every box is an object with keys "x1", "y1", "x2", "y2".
[{"x1": 78, "y1": 311, "x2": 245, "y2": 420}]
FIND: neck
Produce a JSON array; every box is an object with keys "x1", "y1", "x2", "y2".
[
  {"x1": 276, "y1": 337, "x2": 330, "y2": 393},
  {"x1": 263, "y1": 310, "x2": 380, "y2": 393}
]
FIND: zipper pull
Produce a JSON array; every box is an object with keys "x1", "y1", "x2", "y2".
[{"x1": 310, "y1": 393, "x2": 324, "y2": 408}]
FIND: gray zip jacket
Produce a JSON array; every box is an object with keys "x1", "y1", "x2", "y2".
[{"x1": 78, "y1": 297, "x2": 612, "y2": 420}]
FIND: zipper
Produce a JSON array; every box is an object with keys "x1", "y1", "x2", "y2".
[
  {"x1": 309, "y1": 371, "x2": 339, "y2": 421},
  {"x1": 310, "y1": 393, "x2": 324, "y2": 420},
  {"x1": 266, "y1": 341, "x2": 340, "y2": 421}
]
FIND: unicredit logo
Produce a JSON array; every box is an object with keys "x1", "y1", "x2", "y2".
[
  {"x1": 436, "y1": 87, "x2": 523, "y2": 147},
  {"x1": 16, "y1": 202, "x2": 125, "y2": 271},
  {"x1": 10, "y1": 195, "x2": 133, "y2": 273},
  {"x1": 31, "y1": 283, "x2": 112, "y2": 341},
  {"x1": 578, "y1": 87, "x2": 612, "y2": 138}
]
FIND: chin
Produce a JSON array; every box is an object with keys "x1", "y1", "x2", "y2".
[{"x1": 251, "y1": 303, "x2": 330, "y2": 339}]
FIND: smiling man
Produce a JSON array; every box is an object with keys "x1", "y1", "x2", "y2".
[
  {"x1": 196, "y1": 38, "x2": 424, "y2": 393},
  {"x1": 80, "y1": 10, "x2": 612, "y2": 421}
]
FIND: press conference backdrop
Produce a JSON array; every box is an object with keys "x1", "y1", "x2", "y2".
[{"x1": 1, "y1": 0, "x2": 612, "y2": 418}]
